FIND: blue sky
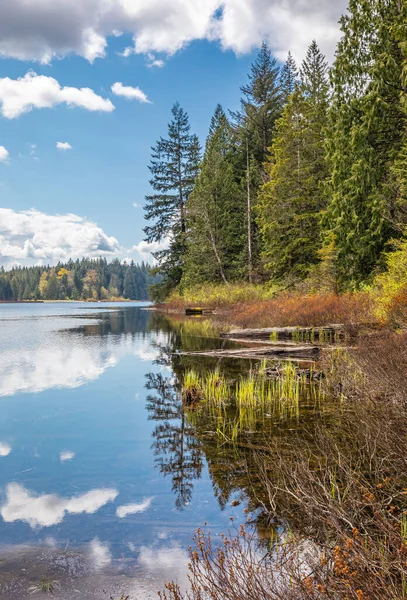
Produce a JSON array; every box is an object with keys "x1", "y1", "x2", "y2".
[{"x1": 0, "y1": 0, "x2": 347, "y2": 268}]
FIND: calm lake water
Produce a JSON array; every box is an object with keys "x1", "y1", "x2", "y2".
[{"x1": 0, "y1": 303, "x2": 246, "y2": 599}]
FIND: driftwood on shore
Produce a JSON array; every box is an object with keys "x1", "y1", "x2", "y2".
[
  {"x1": 178, "y1": 345, "x2": 320, "y2": 360},
  {"x1": 222, "y1": 325, "x2": 345, "y2": 341}
]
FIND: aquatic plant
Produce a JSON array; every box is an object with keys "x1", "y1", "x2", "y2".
[{"x1": 182, "y1": 370, "x2": 202, "y2": 408}]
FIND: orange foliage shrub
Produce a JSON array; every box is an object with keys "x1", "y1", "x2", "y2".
[{"x1": 227, "y1": 292, "x2": 374, "y2": 328}]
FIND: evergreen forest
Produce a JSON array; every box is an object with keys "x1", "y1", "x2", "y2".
[
  {"x1": 0, "y1": 258, "x2": 155, "y2": 301},
  {"x1": 144, "y1": 0, "x2": 407, "y2": 301}
]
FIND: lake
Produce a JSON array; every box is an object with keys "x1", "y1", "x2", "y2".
[{"x1": 0, "y1": 303, "x2": 247, "y2": 599}]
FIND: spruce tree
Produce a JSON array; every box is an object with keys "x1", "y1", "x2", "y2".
[
  {"x1": 325, "y1": 0, "x2": 406, "y2": 289},
  {"x1": 258, "y1": 42, "x2": 330, "y2": 282},
  {"x1": 280, "y1": 51, "x2": 299, "y2": 105},
  {"x1": 234, "y1": 42, "x2": 282, "y2": 164},
  {"x1": 182, "y1": 106, "x2": 246, "y2": 286},
  {"x1": 144, "y1": 103, "x2": 200, "y2": 299},
  {"x1": 232, "y1": 43, "x2": 283, "y2": 281}
]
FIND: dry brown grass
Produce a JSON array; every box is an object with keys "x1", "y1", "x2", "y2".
[{"x1": 227, "y1": 292, "x2": 375, "y2": 329}]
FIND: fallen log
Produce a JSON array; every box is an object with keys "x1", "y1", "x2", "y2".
[
  {"x1": 222, "y1": 325, "x2": 345, "y2": 342},
  {"x1": 178, "y1": 345, "x2": 320, "y2": 360},
  {"x1": 185, "y1": 307, "x2": 215, "y2": 315}
]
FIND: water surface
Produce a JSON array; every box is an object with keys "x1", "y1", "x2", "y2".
[{"x1": 0, "y1": 303, "x2": 245, "y2": 599}]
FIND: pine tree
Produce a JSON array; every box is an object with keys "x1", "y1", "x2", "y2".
[
  {"x1": 280, "y1": 51, "x2": 298, "y2": 105},
  {"x1": 182, "y1": 106, "x2": 246, "y2": 286},
  {"x1": 144, "y1": 102, "x2": 200, "y2": 299},
  {"x1": 324, "y1": 0, "x2": 406, "y2": 289},
  {"x1": 258, "y1": 42, "x2": 330, "y2": 282}
]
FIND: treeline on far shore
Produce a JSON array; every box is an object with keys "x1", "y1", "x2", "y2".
[{"x1": 0, "y1": 258, "x2": 156, "y2": 302}]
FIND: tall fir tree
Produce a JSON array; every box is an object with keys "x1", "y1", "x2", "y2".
[
  {"x1": 258, "y1": 41, "x2": 330, "y2": 282},
  {"x1": 144, "y1": 102, "x2": 200, "y2": 300},
  {"x1": 324, "y1": 0, "x2": 406, "y2": 289},
  {"x1": 234, "y1": 42, "x2": 282, "y2": 165},
  {"x1": 232, "y1": 42, "x2": 283, "y2": 281},
  {"x1": 280, "y1": 51, "x2": 299, "y2": 105},
  {"x1": 182, "y1": 106, "x2": 246, "y2": 286}
]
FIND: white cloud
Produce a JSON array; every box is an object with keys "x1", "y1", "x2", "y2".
[
  {"x1": 111, "y1": 82, "x2": 151, "y2": 104},
  {"x1": 1, "y1": 483, "x2": 118, "y2": 528},
  {"x1": 0, "y1": 146, "x2": 9, "y2": 163},
  {"x1": 147, "y1": 53, "x2": 165, "y2": 68},
  {"x1": 0, "y1": 71, "x2": 115, "y2": 119},
  {"x1": 0, "y1": 442, "x2": 11, "y2": 457},
  {"x1": 132, "y1": 239, "x2": 168, "y2": 261},
  {"x1": 116, "y1": 497, "x2": 153, "y2": 518},
  {"x1": 0, "y1": 1, "x2": 347, "y2": 65},
  {"x1": 57, "y1": 141, "x2": 72, "y2": 150},
  {"x1": 60, "y1": 451, "x2": 75, "y2": 461},
  {"x1": 0, "y1": 208, "x2": 120, "y2": 267}
]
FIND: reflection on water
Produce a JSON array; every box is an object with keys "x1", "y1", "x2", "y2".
[
  {"x1": 146, "y1": 372, "x2": 204, "y2": 510},
  {"x1": 1, "y1": 484, "x2": 118, "y2": 529},
  {"x1": 0, "y1": 302, "x2": 242, "y2": 598}
]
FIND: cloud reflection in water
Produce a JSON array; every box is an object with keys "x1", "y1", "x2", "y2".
[{"x1": 1, "y1": 483, "x2": 118, "y2": 528}]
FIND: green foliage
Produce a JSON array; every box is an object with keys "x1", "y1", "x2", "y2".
[
  {"x1": 0, "y1": 258, "x2": 155, "y2": 301},
  {"x1": 182, "y1": 105, "x2": 246, "y2": 286},
  {"x1": 144, "y1": 102, "x2": 201, "y2": 297},
  {"x1": 324, "y1": 0, "x2": 406, "y2": 289},
  {"x1": 258, "y1": 41, "x2": 329, "y2": 282},
  {"x1": 280, "y1": 51, "x2": 298, "y2": 105},
  {"x1": 373, "y1": 237, "x2": 407, "y2": 325}
]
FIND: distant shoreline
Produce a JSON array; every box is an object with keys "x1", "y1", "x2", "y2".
[{"x1": 0, "y1": 299, "x2": 149, "y2": 304}]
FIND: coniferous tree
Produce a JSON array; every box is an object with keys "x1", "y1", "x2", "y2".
[
  {"x1": 280, "y1": 51, "x2": 299, "y2": 105},
  {"x1": 182, "y1": 106, "x2": 246, "y2": 286},
  {"x1": 232, "y1": 43, "x2": 283, "y2": 281},
  {"x1": 325, "y1": 0, "x2": 406, "y2": 289},
  {"x1": 235, "y1": 42, "x2": 282, "y2": 164},
  {"x1": 144, "y1": 103, "x2": 200, "y2": 300},
  {"x1": 258, "y1": 42, "x2": 330, "y2": 281}
]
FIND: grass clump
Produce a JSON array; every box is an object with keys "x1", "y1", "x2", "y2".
[{"x1": 167, "y1": 283, "x2": 279, "y2": 309}]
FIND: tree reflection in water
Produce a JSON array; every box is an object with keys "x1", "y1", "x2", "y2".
[{"x1": 145, "y1": 372, "x2": 203, "y2": 510}]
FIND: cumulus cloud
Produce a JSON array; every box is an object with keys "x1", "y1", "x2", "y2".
[
  {"x1": 56, "y1": 141, "x2": 72, "y2": 150},
  {"x1": 0, "y1": 442, "x2": 11, "y2": 457},
  {"x1": 132, "y1": 239, "x2": 168, "y2": 261},
  {"x1": 1, "y1": 483, "x2": 118, "y2": 528},
  {"x1": 111, "y1": 82, "x2": 151, "y2": 103},
  {"x1": 0, "y1": 146, "x2": 9, "y2": 162},
  {"x1": 0, "y1": 72, "x2": 114, "y2": 119},
  {"x1": 116, "y1": 497, "x2": 153, "y2": 518},
  {"x1": 0, "y1": 1, "x2": 347, "y2": 65},
  {"x1": 0, "y1": 208, "x2": 120, "y2": 267}
]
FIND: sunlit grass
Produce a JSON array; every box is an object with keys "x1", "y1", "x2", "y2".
[{"x1": 183, "y1": 361, "x2": 328, "y2": 438}]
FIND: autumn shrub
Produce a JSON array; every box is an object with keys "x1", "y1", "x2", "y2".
[{"x1": 228, "y1": 292, "x2": 374, "y2": 328}]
